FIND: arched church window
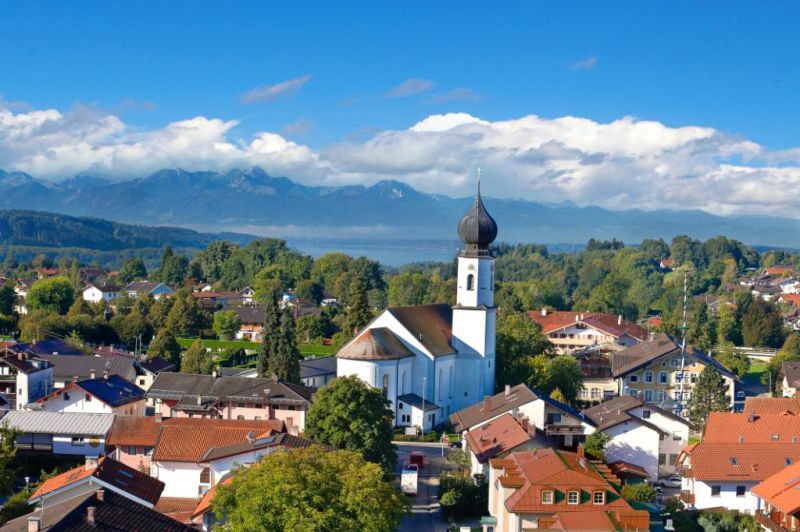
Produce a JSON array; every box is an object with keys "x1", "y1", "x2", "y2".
[
  {"x1": 438, "y1": 368, "x2": 444, "y2": 401},
  {"x1": 382, "y1": 374, "x2": 389, "y2": 398},
  {"x1": 466, "y1": 274, "x2": 475, "y2": 291}
]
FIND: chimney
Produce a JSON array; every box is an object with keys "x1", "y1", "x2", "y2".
[
  {"x1": 483, "y1": 395, "x2": 492, "y2": 412},
  {"x1": 520, "y1": 417, "x2": 529, "y2": 433},
  {"x1": 748, "y1": 413, "x2": 757, "y2": 423},
  {"x1": 89, "y1": 370, "x2": 96, "y2": 380},
  {"x1": 154, "y1": 413, "x2": 163, "y2": 423},
  {"x1": 27, "y1": 516, "x2": 41, "y2": 532},
  {"x1": 618, "y1": 315, "x2": 622, "y2": 325},
  {"x1": 196, "y1": 395, "x2": 202, "y2": 406},
  {"x1": 505, "y1": 384, "x2": 511, "y2": 397},
  {"x1": 580, "y1": 313, "x2": 584, "y2": 320},
  {"x1": 102, "y1": 369, "x2": 109, "y2": 380},
  {"x1": 246, "y1": 431, "x2": 255, "y2": 444},
  {"x1": 577, "y1": 444, "x2": 585, "y2": 460},
  {"x1": 72, "y1": 375, "x2": 79, "y2": 383},
  {"x1": 96, "y1": 488, "x2": 105, "y2": 502},
  {"x1": 541, "y1": 308, "x2": 547, "y2": 316},
  {"x1": 86, "y1": 506, "x2": 96, "y2": 525},
  {"x1": 575, "y1": 314, "x2": 579, "y2": 322},
  {"x1": 17, "y1": 353, "x2": 23, "y2": 361},
  {"x1": 85, "y1": 456, "x2": 98, "y2": 470}
]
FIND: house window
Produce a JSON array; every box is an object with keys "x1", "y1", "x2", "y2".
[
  {"x1": 642, "y1": 410, "x2": 651, "y2": 419},
  {"x1": 547, "y1": 413, "x2": 562, "y2": 425},
  {"x1": 773, "y1": 434, "x2": 780, "y2": 441},
  {"x1": 237, "y1": 403, "x2": 245, "y2": 408},
  {"x1": 669, "y1": 454, "x2": 679, "y2": 465},
  {"x1": 658, "y1": 454, "x2": 666, "y2": 466},
  {"x1": 383, "y1": 374, "x2": 390, "y2": 399},
  {"x1": 63, "y1": 393, "x2": 70, "y2": 401},
  {"x1": 591, "y1": 388, "x2": 601, "y2": 400},
  {"x1": 673, "y1": 432, "x2": 682, "y2": 441},
  {"x1": 629, "y1": 375, "x2": 639, "y2": 383},
  {"x1": 126, "y1": 446, "x2": 138, "y2": 455},
  {"x1": 255, "y1": 403, "x2": 263, "y2": 409},
  {"x1": 237, "y1": 415, "x2": 244, "y2": 420},
  {"x1": 200, "y1": 467, "x2": 211, "y2": 484},
  {"x1": 541, "y1": 490, "x2": 554, "y2": 504},
  {"x1": 711, "y1": 485, "x2": 721, "y2": 497},
  {"x1": 644, "y1": 371, "x2": 653, "y2": 383},
  {"x1": 730, "y1": 457, "x2": 738, "y2": 466},
  {"x1": 787, "y1": 458, "x2": 793, "y2": 466},
  {"x1": 567, "y1": 491, "x2": 579, "y2": 505},
  {"x1": 643, "y1": 390, "x2": 653, "y2": 402},
  {"x1": 658, "y1": 372, "x2": 668, "y2": 384},
  {"x1": 170, "y1": 408, "x2": 177, "y2": 417},
  {"x1": 628, "y1": 389, "x2": 639, "y2": 398},
  {"x1": 466, "y1": 274, "x2": 475, "y2": 291},
  {"x1": 85, "y1": 394, "x2": 92, "y2": 402},
  {"x1": 593, "y1": 491, "x2": 605, "y2": 505},
  {"x1": 399, "y1": 403, "x2": 404, "y2": 409},
  {"x1": 71, "y1": 437, "x2": 84, "y2": 446},
  {"x1": 690, "y1": 374, "x2": 698, "y2": 384},
  {"x1": 671, "y1": 358, "x2": 681, "y2": 367},
  {"x1": 736, "y1": 485, "x2": 746, "y2": 497},
  {"x1": 139, "y1": 379, "x2": 146, "y2": 386}
]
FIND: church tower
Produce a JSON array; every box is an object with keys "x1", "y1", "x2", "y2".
[{"x1": 452, "y1": 175, "x2": 498, "y2": 402}]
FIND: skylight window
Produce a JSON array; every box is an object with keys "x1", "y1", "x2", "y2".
[{"x1": 730, "y1": 457, "x2": 738, "y2": 466}]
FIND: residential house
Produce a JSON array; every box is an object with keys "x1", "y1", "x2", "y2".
[
  {"x1": 39, "y1": 354, "x2": 137, "y2": 388},
  {"x1": 34, "y1": 373, "x2": 146, "y2": 417},
  {"x1": 0, "y1": 354, "x2": 53, "y2": 410},
  {"x1": 147, "y1": 372, "x2": 313, "y2": 433},
  {"x1": 744, "y1": 396, "x2": 800, "y2": 415},
  {"x1": 450, "y1": 384, "x2": 596, "y2": 450},
  {"x1": 752, "y1": 460, "x2": 800, "y2": 531},
  {"x1": 611, "y1": 333, "x2": 737, "y2": 416},
  {"x1": 484, "y1": 447, "x2": 649, "y2": 532},
  {"x1": 135, "y1": 356, "x2": 177, "y2": 391},
  {"x1": 299, "y1": 356, "x2": 337, "y2": 388},
  {"x1": 582, "y1": 396, "x2": 692, "y2": 480},
  {"x1": 1, "y1": 410, "x2": 114, "y2": 456},
  {"x1": 233, "y1": 306, "x2": 264, "y2": 342},
  {"x1": 36, "y1": 268, "x2": 59, "y2": 279},
  {"x1": 464, "y1": 413, "x2": 544, "y2": 479},
  {"x1": 660, "y1": 258, "x2": 679, "y2": 270},
  {"x1": 191, "y1": 291, "x2": 242, "y2": 310},
  {"x1": 126, "y1": 281, "x2": 175, "y2": 300},
  {"x1": 2, "y1": 489, "x2": 191, "y2": 531},
  {"x1": 238, "y1": 286, "x2": 255, "y2": 305},
  {"x1": 79, "y1": 266, "x2": 108, "y2": 282},
  {"x1": 573, "y1": 344, "x2": 623, "y2": 403},
  {"x1": 4, "y1": 338, "x2": 85, "y2": 357},
  {"x1": 752, "y1": 283, "x2": 780, "y2": 301},
  {"x1": 782, "y1": 361, "x2": 800, "y2": 397},
  {"x1": 766, "y1": 265, "x2": 796, "y2": 277},
  {"x1": 528, "y1": 309, "x2": 649, "y2": 354},
  {"x1": 28, "y1": 456, "x2": 164, "y2": 509},
  {"x1": 678, "y1": 410, "x2": 800, "y2": 512},
  {"x1": 82, "y1": 283, "x2": 121, "y2": 303}
]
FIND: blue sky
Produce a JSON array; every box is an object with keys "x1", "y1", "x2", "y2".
[{"x1": 2, "y1": 2, "x2": 800, "y2": 217}]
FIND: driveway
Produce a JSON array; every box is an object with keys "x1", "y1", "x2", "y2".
[{"x1": 395, "y1": 442, "x2": 453, "y2": 532}]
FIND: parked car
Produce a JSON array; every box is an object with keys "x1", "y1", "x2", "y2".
[
  {"x1": 660, "y1": 475, "x2": 682, "y2": 488},
  {"x1": 409, "y1": 451, "x2": 425, "y2": 470}
]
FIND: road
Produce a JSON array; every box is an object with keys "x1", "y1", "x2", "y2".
[{"x1": 395, "y1": 442, "x2": 453, "y2": 532}]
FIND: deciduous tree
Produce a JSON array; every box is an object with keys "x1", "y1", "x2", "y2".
[
  {"x1": 26, "y1": 276, "x2": 74, "y2": 314},
  {"x1": 213, "y1": 310, "x2": 241, "y2": 341}
]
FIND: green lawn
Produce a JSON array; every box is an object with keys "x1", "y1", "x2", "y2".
[
  {"x1": 176, "y1": 337, "x2": 335, "y2": 357},
  {"x1": 745, "y1": 360, "x2": 768, "y2": 384}
]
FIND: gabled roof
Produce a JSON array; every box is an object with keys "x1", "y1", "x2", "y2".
[
  {"x1": 29, "y1": 457, "x2": 164, "y2": 506},
  {"x1": 40, "y1": 354, "x2": 136, "y2": 382},
  {"x1": 233, "y1": 306, "x2": 264, "y2": 324},
  {"x1": 744, "y1": 396, "x2": 800, "y2": 415},
  {"x1": 582, "y1": 395, "x2": 691, "y2": 432},
  {"x1": 449, "y1": 384, "x2": 592, "y2": 433},
  {"x1": 38, "y1": 375, "x2": 145, "y2": 408},
  {"x1": 1, "y1": 411, "x2": 114, "y2": 436},
  {"x1": 528, "y1": 310, "x2": 649, "y2": 341},
  {"x1": 300, "y1": 355, "x2": 337, "y2": 379},
  {"x1": 684, "y1": 442, "x2": 800, "y2": 482},
  {"x1": 152, "y1": 421, "x2": 275, "y2": 462},
  {"x1": 126, "y1": 281, "x2": 171, "y2": 293},
  {"x1": 703, "y1": 411, "x2": 800, "y2": 443},
  {"x1": 337, "y1": 327, "x2": 414, "y2": 361},
  {"x1": 139, "y1": 356, "x2": 177, "y2": 375},
  {"x1": 464, "y1": 414, "x2": 534, "y2": 463},
  {"x1": 397, "y1": 393, "x2": 440, "y2": 412},
  {"x1": 147, "y1": 373, "x2": 313, "y2": 406},
  {"x1": 6, "y1": 338, "x2": 84, "y2": 356},
  {"x1": 107, "y1": 416, "x2": 285, "y2": 448},
  {"x1": 1, "y1": 355, "x2": 50, "y2": 374},
  {"x1": 9, "y1": 490, "x2": 192, "y2": 531},
  {"x1": 200, "y1": 432, "x2": 316, "y2": 462},
  {"x1": 84, "y1": 283, "x2": 121, "y2": 293},
  {"x1": 386, "y1": 304, "x2": 454, "y2": 356},
  {"x1": 752, "y1": 460, "x2": 800, "y2": 515}
]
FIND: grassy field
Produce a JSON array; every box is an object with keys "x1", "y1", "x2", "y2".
[
  {"x1": 177, "y1": 337, "x2": 335, "y2": 357},
  {"x1": 745, "y1": 360, "x2": 768, "y2": 384}
]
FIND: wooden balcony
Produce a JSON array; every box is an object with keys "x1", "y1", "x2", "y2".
[{"x1": 756, "y1": 511, "x2": 791, "y2": 532}]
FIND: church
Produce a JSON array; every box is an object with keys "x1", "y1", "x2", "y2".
[{"x1": 336, "y1": 181, "x2": 498, "y2": 431}]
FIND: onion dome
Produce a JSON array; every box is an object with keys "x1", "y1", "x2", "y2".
[{"x1": 457, "y1": 180, "x2": 498, "y2": 256}]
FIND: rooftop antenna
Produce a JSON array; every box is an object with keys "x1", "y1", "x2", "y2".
[{"x1": 676, "y1": 274, "x2": 689, "y2": 416}]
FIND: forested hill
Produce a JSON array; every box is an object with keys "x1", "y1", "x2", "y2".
[{"x1": 0, "y1": 210, "x2": 255, "y2": 266}]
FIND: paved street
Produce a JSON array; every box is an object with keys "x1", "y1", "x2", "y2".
[{"x1": 395, "y1": 442, "x2": 453, "y2": 532}]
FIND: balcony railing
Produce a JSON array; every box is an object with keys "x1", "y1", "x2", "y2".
[{"x1": 756, "y1": 511, "x2": 790, "y2": 532}]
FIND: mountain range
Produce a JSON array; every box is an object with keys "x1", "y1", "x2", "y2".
[{"x1": 1, "y1": 167, "x2": 799, "y2": 248}]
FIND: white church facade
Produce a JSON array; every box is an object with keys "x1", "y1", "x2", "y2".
[{"x1": 336, "y1": 181, "x2": 498, "y2": 431}]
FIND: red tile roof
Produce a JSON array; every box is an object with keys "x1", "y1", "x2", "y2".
[
  {"x1": 464, "y1": 414, "x2": 533, "y2": 463},
  {"x1": 108, "y1": 416, "x2": 285, "y2": 448},
  {"x1": 153, "y1": 421, "x2": 274, "y2": 462},
  {"x1": 192, "y1": 477, "x2": 232, "y2": 518},
  {"x1": 752, "y1": 461, "x2": 800, "y2": 515},
  {"x1": 30, "y1": 457, "x2": 164, "y2": 505},
  {"x1": 767, "y1": 266, "x2": 795, "y2": 276},
  {"x1": 154, "y1": 497, "x2": 199, "y2": 524},
  {"x1": 528, "y1": 310, "x2": 648, "y2": 341},
  {"x1": 779, "y1": 293, "x2": 800, "y2": 307},
  {"x1": 743, "y1": 397, "x2": 800, "y2": 416},
  {"x1": 703, "y1": 411, "x2": 800, "y2": 443}
]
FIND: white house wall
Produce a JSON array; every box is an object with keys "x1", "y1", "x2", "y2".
[
  {"x1": 154, "y1": 461, "x2": 205, "y2": 498},
  {"x1": 603, "y1": 421, "x2": 662, "y2": 480},
  {"x1": 691, "y1": 480, "x2": 758, "y2": 513},
  {"x1": 52, "y1": 435, "x2": 106, "y2": 456}
]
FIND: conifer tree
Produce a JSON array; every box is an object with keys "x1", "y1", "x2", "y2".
[
  {"x1": 258, "y1": 290, "x2": 282, "y2": 378},
  {"x1": 269, "y1": 311, "x2": 301, "y2": 383},
  {"x1": 688, "y1": 366, "x2": 729, "y2": 426},
  {"x1": 346, "y1": 275, "x2": 372, "y2": 334}
]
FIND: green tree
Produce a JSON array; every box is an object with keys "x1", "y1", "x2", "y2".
[
  {"x1": 0, "y1": 285, "x2": 15, "y2": 316},
  {"x1": 346, "y1": 276, "x2": 372, "y2": 334},
  {"x1": 714, "y1": 343, "x2": 749, "y2": 378},
  {"x1": 213, "y1": 310, "x2": 242, "y2": 341},
  {"x1": 765, "y1": 334, "x2": 800, "y2": 392},
  {"x1": 584, "y1": 431, "x2": 610, "y2": 460},
  {"x1": 165, "y1": 293, "x2": 206, "y2": 337},
  {"x1": 688, "y1": 366, "x2": 730, "y2": 427},
  {"x1": 0, "y1": 423, "x2": 19, "y2": 494},
  {"x1": 295, "y1": 279, "x2": 323, "y2": 305},
  {"x1": 387, "y1": 271, "x2": 430, "y2": 306},
  {"x1": 212, "y1": 446, "x2": 405, "y2": 532},
  {"x1": 119, "y1": 258, "x2": 147, "y2": 283},
  {"x1": 116, "y1": 307, "x2": 154, "y2": 350},
  {"x1": 742, "y1": 299, "x2": 786, "y2": 348},
  {"x1": 305, "y1": 376, "x2": 396, "y2": 474},
  {"x1": 26, "y1": 276, "x2": 75, "y2": 314},
  {"x1": 494, "y1": 312, "x2": 552, "y2": 391},
  {"x1": 158, "y1": 246, "x2": 189, "y2": 286},
  {"x1": 258, "y1": 291, "x2": 282, "y2": 378},
  {"x1": 269, "y1": 312, "x2": 301, "y2": 383},
  {"x1": 543, "y1": 356, "x2": 583, "y2": 405},
  {"x1": 148, "y1": 329, "x2": 182, "y2": 369},
  {"x1": 621, "y1": 483, "x2": 657, "y2": 503},
  {"x1": 182, "y1": 339, "x2": 213, "y2": 374}
]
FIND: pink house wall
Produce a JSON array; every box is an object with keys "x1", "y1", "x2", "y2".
[{"x1": 156, "y1": 399, "x2": 306, "y2": 431}]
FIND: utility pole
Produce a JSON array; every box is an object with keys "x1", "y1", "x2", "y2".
[{"x1": 676, "y1": 274, "x2": 689, "y2": 416}]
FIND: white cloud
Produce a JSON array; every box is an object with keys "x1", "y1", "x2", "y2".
[
  {"x1": 385, "y1": 79, "x2": 436, "y2": 98},
  {"x1": 3, "y1": 102, "x2": 800, "y2": 218},
  {"x1": 240, "y1": 75, "x2": 312, "y2": 104},
  {"x1": 571, "y1": 56, "x2": 598, "y2": 71}
]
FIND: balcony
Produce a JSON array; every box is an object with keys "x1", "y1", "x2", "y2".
[
  {"x1": 756, "y1": 511, "x2": 791, "y2": 532},
  {"x1": 679, "y1": 490, "x2": 695, "y2": 505}
]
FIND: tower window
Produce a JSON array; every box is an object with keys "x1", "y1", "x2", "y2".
[
  {"x1": 466, "y1": 274, "x2": 475, "y2": 291},
  {"x1": 382, "y1": 374, "x2": 389, "y2": 398}
]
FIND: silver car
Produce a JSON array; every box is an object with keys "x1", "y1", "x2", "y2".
[{"x1": 660, "y1": 475, "x2": 682, "y2": 488}]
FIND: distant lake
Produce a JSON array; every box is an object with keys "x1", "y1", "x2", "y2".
[{"x1": 287, "y1": 239, "x2": 460, "y2": 266}]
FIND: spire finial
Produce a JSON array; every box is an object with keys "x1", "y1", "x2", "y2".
[{"x1": 476, "y1": 165, "x2": 482, "y2": 194}]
